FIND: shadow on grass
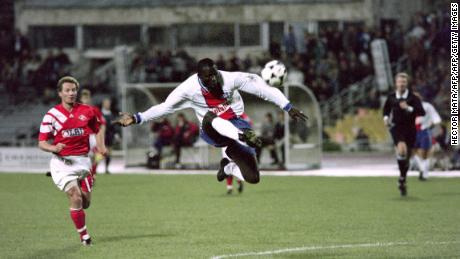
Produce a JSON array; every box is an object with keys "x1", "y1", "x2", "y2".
[
  {"x1": 96, "y1": 233, "x2": 173, "y2": 244},
  {"x1": 433, "y1": 192, "x2": 460, "y2": 196},
  {"x1": 23, "y1": 244, "x2": 81, "y2": 259},
  {"x1": 23, "y1": 233, "x2": 173, "y2": 259},
  {"x1": 390, "y1": 196, "x2": 423, "y2": 202}
]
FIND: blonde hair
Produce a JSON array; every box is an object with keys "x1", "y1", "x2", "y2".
[
  {"x1": 395, "y1": 72, "x2": 410, "y2": 82},
  {"x1": 57, "y1": 76, "x2": 80, "y2": 92}
]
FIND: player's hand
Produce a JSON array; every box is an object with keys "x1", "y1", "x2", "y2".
[
  {"x1": 112, "y1": 112, "x2": 135, "y2": 127},
  {"x1": 383, "y1": 117, "x2": 391, "y2": 127},
  {"x1": 399, "y1": 101, "x2": 409, "y2": 110},
  {"x1": 97, "y1": 145, "x2": 108, "y2": 156},
  {"x1": 288, "y1": 107, "x2": 308, "y2": 122},
  {"x1": 53, "y1": 143, "x2": 66, "y2": 153}
]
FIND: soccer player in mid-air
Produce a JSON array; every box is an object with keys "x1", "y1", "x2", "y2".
[
  {"x1": 383, "y1": 73, "x2": 425, "y2": 196},
  {"x1": 38, "y1": 76, "x2": 107, "y2": 245},
  {"x1": 113, "y1": 58, "x2": 307, "y2": 184}
]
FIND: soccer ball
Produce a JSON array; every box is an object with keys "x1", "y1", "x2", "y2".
[{"x1": 261, "y1": 60, "x2": 287, "y2": 87}]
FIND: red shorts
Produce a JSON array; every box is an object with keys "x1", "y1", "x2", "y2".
[{"x1": 80, "y1": 173, "x2": 94, "y2": 193}]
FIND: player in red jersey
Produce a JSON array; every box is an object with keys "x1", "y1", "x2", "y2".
[
  {"x1": 79, "y1": 89, "x2": 107, "y2": 176},
  {"x1": 38, "y1": 76, "x2": 107, "y2": 246}
]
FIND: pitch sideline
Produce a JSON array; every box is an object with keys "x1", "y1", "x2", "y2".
[{"x1": 210, "y1": 240, "x2": 460, "y2": 259}]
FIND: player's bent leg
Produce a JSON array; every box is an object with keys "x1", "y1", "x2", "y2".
[
  {"x1": 80, "y1": 172, "x2": 94, "y2": 209},
  {"x1": 203, "y1": 111, "x2": 262, "y2": 148},
  {"x1": 66, "y1": 182, "x2": 91, "y2": 245},
  {"x1": 81, "y1": 191, "x2": 91, "y2": 209},
  {"x1": 225, "y1": 141, "x2": 260, "y2": 184},
  {"x1": 202, "y1": 112, "x2": 235, "y2": 144}
]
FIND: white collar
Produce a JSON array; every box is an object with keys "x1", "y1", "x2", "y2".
[{"x1": 396, "y1": 89, "x2": 409, "y2": 99}]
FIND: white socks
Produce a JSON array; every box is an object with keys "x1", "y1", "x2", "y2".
[
  {"x1": 414, "y1": 155, "x2": 430, "y2": 178},
  {"x1": 420, "y1": 158, "x2": 430, "y2": 178},
  {"x1": 211, "y1": 117, "x2": 240, "y2": 141},
  {"x1": 224, "y1": 162, "x2": 245, "y2": 182}
]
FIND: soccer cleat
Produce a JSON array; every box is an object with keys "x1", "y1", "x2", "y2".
[
  {"x1": 81, "y1": 237, "x2": 92, "y2": 246},
  {"x1": 227, "y1": 188, "x2": 233, "y2": 195},
  {"x1": 45, "y1": 171, "x2": 51, "y2": 177},
  {"x1": 217, "y1": 158, "x2": 230, "y2": 182},
  {"x1": 418, "y1": 171, "x2": 427, "y2": 181},
  {"x1": 398, "y1": 180, "x2": 407, "y2": 196},
  {"x1": 237, "y1": 182, "x2": 244, "y2": 194},
  {"x1": 238, "y1": 130, "x2": 262, "y2": 148}
]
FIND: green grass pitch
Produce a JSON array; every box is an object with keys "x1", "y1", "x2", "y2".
[{"x1": 1, "y1": 173, "x2": 459, "y2": 258}]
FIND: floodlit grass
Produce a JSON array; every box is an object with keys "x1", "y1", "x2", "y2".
[{"x1": 1, "y1": 173, "x2": 459, "y2": 258}]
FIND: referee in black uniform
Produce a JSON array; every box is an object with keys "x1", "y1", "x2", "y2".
[{"x1": 383, "y1": 73, "x2": 425, "y2": 196}]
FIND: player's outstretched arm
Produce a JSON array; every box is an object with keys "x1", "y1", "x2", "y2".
[{"x1": 112, "y1": 112, "x2": 136, "y2": 127}]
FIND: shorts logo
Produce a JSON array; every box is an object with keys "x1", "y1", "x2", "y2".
[
  {"x1": 62, "y1": 128, "x2": 84, "y2": 138},
  {"x1": 79, "y1": 115, "x2": 88, "y2": 121}
]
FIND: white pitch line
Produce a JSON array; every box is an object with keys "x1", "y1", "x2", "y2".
[{"x1": 210, "y1": 240, "x2": 460, "y2": 259}]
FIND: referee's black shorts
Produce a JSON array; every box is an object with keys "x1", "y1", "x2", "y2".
[{"x1": 390, "y1": 126, "x2": 416, "y2": 148}]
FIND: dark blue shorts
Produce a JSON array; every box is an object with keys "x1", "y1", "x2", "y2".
[{"x1": 414, "y1": 129, "x2": 432, "y2": 150}]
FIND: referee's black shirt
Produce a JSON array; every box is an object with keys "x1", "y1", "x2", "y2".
[{"x1": 383, "y1": 90, "x2": 425, "y2": 129}]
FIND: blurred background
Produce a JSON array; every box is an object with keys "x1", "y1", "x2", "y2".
[{"x1": 0, "y1": 0, "x2": 454, "y2": 171}]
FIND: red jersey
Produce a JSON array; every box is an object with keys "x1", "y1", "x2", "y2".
[
  {"x1": 39, "y1": 103, "x2": 102, "y2": 156},
  {"x1": 89, "y1": 105, "x2": 106, "y2": 134}
]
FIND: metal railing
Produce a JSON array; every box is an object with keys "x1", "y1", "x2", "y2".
[
  {"x1": 321, "y1": 76, "x2": 375, "y2": 126},
  {"x1": 321, "y1": 55, "x2": 409, "y2": 126}
]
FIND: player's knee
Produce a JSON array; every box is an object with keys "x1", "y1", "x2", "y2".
[
  {"x1": 246, "y1": 174, "x2": 260, "y2": 184},
  {"x1": 70, "y1": 194, "x2": 83, "y2": 207},
  {"x1": 82, "y1": 200, "x2": 91, "y2": 209},
  {"x1": 396, "y1": 152, "x2": 407, "y2": 161},
  {"x1": 239, "y1": 165, "x2": 260, "y2": 184}
]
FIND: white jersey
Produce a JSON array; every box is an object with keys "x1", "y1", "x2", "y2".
[
  {"x1": 420, "y1": 102, "x2": 441, "y2": 130},
  {"x1": 137, "y1": 71, "x2": 291, "y2": 125}
]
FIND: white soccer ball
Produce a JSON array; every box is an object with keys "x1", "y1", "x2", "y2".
[{"x1": 261, "y1": 60, "x2": 287, "y2": 87}]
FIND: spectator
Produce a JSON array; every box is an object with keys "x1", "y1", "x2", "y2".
[
  {"x1": 255, "y1": 113, "x2": 280, "y2": 166},
  {"x1": 274, "y1": 111, "x2": 285, "y2": 167},
  {"x1": 173, "y1": 113, "x2": 199, "y2": 167},
  {"x1": 355, "y1": 128, "x2": 370, "y2": 151},
  {"x1": 101, "y1": 98, "x2": 119, "y2": 174},
  {"x1": 216, "y1": 54, "x2": 226, "y2": 70},
  {"x1": 283, "y1": 25, "x2": 297, "y2": 58},
  {"x1": 269, "y1": 37, "x2": 282, "y2": 59},
  {"x1": 12, "y1": 29, "x2": 30, "y2": 59},
  {"x1": 151, "y1": 118, "x2": 175, "y2": 162}
]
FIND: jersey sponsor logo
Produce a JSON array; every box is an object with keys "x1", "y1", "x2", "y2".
[
  {"x1": 201, "y1": 88, "x2": 236, "y2": 119},
  {"x1": 211, "y1": 104, "x2": 231, "y2": 115},
  {"x1": 79, "y1": 114, "x2": 88, "y2": 121},
  {"x1": 62, "y1": 128, "x2": 85, "y2": 138}
]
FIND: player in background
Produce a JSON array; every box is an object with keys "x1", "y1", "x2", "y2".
[
  {"x1": 79, "y1": 89, "x2": 106, "y2": 175},
  {"x1": 383, "y1": 73, "x2": 425, "y2": 196},
  {"x1": 101, "y1": 98, "x2": 118, "y2": 174},
  {"x1": 412, "y1": 93, "x2": 442, "y2": 180},
  {"x1": 224, "y1": 112, "x2": 252, "y2": 194},
  {"x1": 38, "y1": 76, "x2": 107, "y2": 245},
  {"x1": 113, "y1": 58, "x2": 307, "y2": 185}
]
